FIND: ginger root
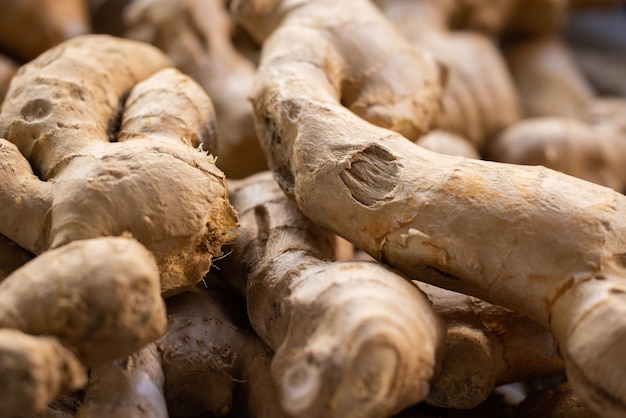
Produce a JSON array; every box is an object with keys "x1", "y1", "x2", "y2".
[
  {"x1": 217, "y1": 171, "x2": 445, "y2": 418},
  {"x1": 418, "y1": 282, "x2": 563, "y2": 410},
  {"x1": 0, "y1": 329, "x2": 86, "y2": 418},
  {"x1": 124, "y1": 0, "x2": 266, "y2": 179},
  {"x1": 234, "y1": 0, "x2": 626, "y2": 416},
  {"x1": 0, "y1": 34, "x2": 238, "y2": 294}
]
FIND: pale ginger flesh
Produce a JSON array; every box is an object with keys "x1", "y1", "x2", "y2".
[
  {"x1": 0, "y1": 34, "x2": 237, "y2": 294},
  {"x1": 233, "y1": 0, "x2": 626, "y2": 416}
]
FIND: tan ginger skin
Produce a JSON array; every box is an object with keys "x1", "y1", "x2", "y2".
[
  {"x1": 0, "y1": 237, "x2": 166, "y2": 417},
  {"x1": 76, "y1": 343, "x2": 168, "y2": 418},
  {"x1": 124, "y1": 0, "x2": 266, "y2": 179},
  {"x1": 217, "y1": 171, "x2": 445, "y2": 418},
  {"x1": 233, "y1": 0, "x2": 626, "y2": 416},
  {"x1": 157, "y1": 286, "x2": 287, "y2": 418},
  {"x1": 517, "y1": 382, "x2": 599, "y2": 418},
  {"x1": 0, "y1": 0, "x2": 90, "y2": 62},
  {"x1": 0, "y1": 35, "x2": 238, "y2": 295},
  {"x1": 417, "y1": 282, "x2": 563, "y2": 410}
]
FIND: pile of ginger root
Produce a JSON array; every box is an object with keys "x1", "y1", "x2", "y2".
[{"x1": 1, "y1": 0, "x2": 626, "y2": 417}]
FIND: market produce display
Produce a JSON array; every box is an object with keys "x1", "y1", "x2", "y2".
[{"x1": 0, "y1": 0, "x2": 624, "y2": 417}]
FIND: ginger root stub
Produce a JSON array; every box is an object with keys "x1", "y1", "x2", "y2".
[{"x1": 0, "y1": 34, "x2": 238, "y2": 295}]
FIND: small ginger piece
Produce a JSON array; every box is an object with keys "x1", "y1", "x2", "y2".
[
  {"x1": 0, "y1": 236, "x2": 166, "y2": 366},
  {"x1": 0, "y1": 329, "x2": 86, "y2": 418},
  {"x1": 217, "y1": 171, "x2": 445, "y2": 418},
  {"x1": 157, "y1": 286, "x2": 287, "y2": 418},
  {"x1": 234, "y1": 0, "x2": 626, "y2": 416},
  {"x1": 76, "y1": 343, "x2": 167, "y2": 418},
  {"x1": 0, "y1": 34, "x2": 237, "y2": 295},
  {"x1": 417, "y1": 282, "x2": 563, "y2": 410},
  {"x1": 0, "y1": 0, "x2": 90, "y2": 62}
]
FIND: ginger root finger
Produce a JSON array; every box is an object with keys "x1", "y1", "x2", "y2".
[
  {"x1": 235, "y1": 0, "x2": 626, "y2": 416},
  {"x1": 158, "y1": 286, "x2": 287, "y2": 418},
  {"x1": 218, "y1": 171, "x2": 445, "y2": 418},
  {"x1": 0, "y1": 329, "x2": 86, "y2": 418},
  {"x1": 76, "y1": 343, "x2": 167, "y2": 418},
  {"x1": 0, "y1": 236, "x2": 166, "y2": 366},
  {"x1": 417, "y1": 282, "x2": 563, "y2": 410}
]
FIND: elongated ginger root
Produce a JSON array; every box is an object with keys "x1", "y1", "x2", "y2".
[
  {"x1": 124, "y1": 0, "x2": 266, "y2": 179},
  {"x1": 417, "y1": 282, "x2": 563, "y2": 409},
  {"x1": 157, "y1": 286, "x2": 286, "y2": 418},
  {"x1": 0, "y1": 236, "x2": 166, "y2": 366},
  {"x1": 415, "y1": 130, "x2": 480, "y2": 159},
  {"x1": 217, "y1": 171, "x2": 445, "y2": 418},
  {"x1": 76, "y1": 343, "x2": 167, "y2": 418},
  {"x1": 0, "y1": 0, "x2": 90, "y2": 62},
  {"x1": 234, "y1": 1, "x2": 626, "y2": 416},
  {"x1": 0, "y1": 329, "x2": 86, "y2": 418},
  {"x1": 0, "y1": 34, "x2": 237, "y2": 294},
  {"x1": 375, "y1": 0, "x2": 521, "y2": 147}
]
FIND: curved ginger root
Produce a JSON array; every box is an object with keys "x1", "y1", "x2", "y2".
[
  {"x1": 124, "y1": 0, "x2": 266, "y2": 179},
  {"x1": 234, "y1": 1, "x2": 626, "y2": 416},
  {"x1": 218, "y1": 171, "x2": 445, "y2": 418},
  {"x1": 0, "y1": 35, "x2": 237, "y2": 295},
  {"x1": 417, "y1": 282, "x2": 563, "y2": 410}
]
